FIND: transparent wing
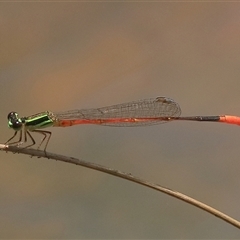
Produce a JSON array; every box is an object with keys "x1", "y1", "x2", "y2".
[{"x1": 54, "y1": 97, "x2": 181, "y2": 127}]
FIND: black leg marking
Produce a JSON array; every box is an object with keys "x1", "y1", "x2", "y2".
[
  {"x1": 5, "y1": 130, "x2": 23, "y2": 146},
  {"x1": 6, "y1": 129, "x2": 52, "y2": 153},
  {"x1": 31, "y1": 130, "x2": 52, "y2": 152}
]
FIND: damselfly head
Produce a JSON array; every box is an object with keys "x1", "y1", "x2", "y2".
[{"x1": 7, "y1": 112, "x2": 23, "y2": 130}]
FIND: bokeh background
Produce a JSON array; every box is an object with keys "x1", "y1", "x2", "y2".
[{"x1": 1, "y1": 2, "x2": 240, "y2": 239}]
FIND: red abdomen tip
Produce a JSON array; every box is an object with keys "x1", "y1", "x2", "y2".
[{"x1": 219, "y1": 115, "x2": 240, "y2": 126}]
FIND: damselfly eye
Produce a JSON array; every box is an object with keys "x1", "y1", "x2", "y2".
[{"x1": 7, "y1": 112, "x2": 18, "y2": 120}]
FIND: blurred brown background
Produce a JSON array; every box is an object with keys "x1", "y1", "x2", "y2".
[{"x1": 1, "y1": 2, "x2": 240, "y2": 238}]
